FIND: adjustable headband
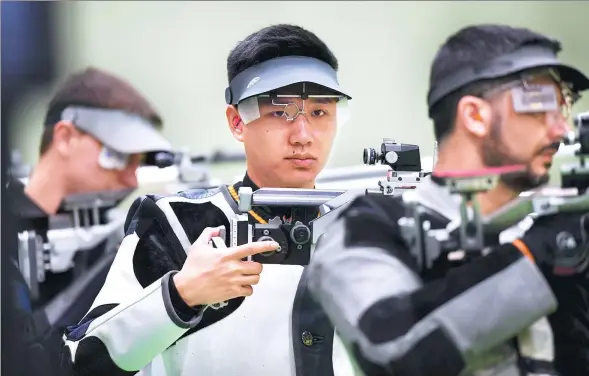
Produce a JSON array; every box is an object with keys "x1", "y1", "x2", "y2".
[{"x1": 224, "y1": 56, "x2": 351, "y2": 105}]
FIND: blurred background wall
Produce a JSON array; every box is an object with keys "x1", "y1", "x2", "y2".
[{"x1": 9, "y1": 1, "x2": 589, "y2": 173}]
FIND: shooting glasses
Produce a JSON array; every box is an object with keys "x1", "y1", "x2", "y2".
[
  {"x1": 225, "y1": 56, "x2": 352, "y2": 127},
  {"x1": 484, "y1": 69, "x2": 580, "y2": 128}
]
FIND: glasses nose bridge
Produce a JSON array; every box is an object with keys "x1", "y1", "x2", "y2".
[
  {"x1": 545, "y1": 110, "x2": 571, "y2": 138},
  {"x1": 282, "y1": 100, "x2": 308, "y2": 122}
]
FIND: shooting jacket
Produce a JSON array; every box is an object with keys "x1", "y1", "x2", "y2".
[
  {"x1": 6, "y1": 178, "x2": 63, "y2": 376},
  {"x1": 308, "y1": 177, "x2": 567, "y2": 376},
  {"x1": 61, "y1": 174, "x2": 355, "y2": 376}
]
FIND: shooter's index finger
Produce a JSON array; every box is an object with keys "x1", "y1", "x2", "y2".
[
  {"x1": 194, "y1": 226, "x2": 225, "y2": 246},
  {"x1": 229, "y1": 240, "x2": 280, "y2": 259}
]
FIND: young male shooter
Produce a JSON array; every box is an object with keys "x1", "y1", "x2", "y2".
[
  {"x1": 13, "y1": 66, "x2": 172, "y2": 313},
  {"x1": 308, "y1": 24, "x2": 589, "y2": 376},
  {"x1": 62, "y1": 24, "x2": 355, "y2": 376},
  {"x1": 9, "y1": 67, "x2": 171, "y2": 375}
]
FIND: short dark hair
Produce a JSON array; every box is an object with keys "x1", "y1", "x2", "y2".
[
  {"x1": 429, "y1": 24, "x2": 561, "y2": 142},
  {"x1": 226, "y1": 24, "x2": 339, "y2": 83},
  {"x1": 40, "y1": 67, "x2": 162, "y2": 155}
]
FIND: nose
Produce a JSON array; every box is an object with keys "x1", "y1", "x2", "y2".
[
  {"x1": 119, "y1": 169, "x2": 138, "y2": 188},
  {"x1": 547, "y1": 114, "x2": 571, "y2": 141},
  {"x1": 289, "y1": 115, "x2": 313, "y2": 146},
  {"x1": 120, "y1": 170, "x2": 138, "y2": 188},
  {"x1": 119, "y1": 159, "x2": 140, "y2": 188}
]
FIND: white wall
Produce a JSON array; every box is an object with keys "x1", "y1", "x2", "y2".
[{"x1": 11, "y1": 1, "x2": 589, "y2": 172}]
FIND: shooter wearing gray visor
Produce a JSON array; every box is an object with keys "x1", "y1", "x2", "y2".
[
  {"x1": 9, "y1": 67, "x2": 170, "y2": 376},
  {"x1": 63, "y1": 24, "x2": 357, "y2": 376}
]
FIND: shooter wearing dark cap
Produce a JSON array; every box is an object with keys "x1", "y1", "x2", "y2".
[{"x1": 309, "y1": 24, "x2": 589, "y2": 376}]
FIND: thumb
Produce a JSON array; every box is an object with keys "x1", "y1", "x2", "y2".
[{"x1": 193, "y1": 226, "x2": 225, "y2": 247}]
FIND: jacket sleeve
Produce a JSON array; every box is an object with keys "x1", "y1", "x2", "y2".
[
  {"x1": 307, "y1": 195, "x2": 558, "y2": 376},
  {"x1": 61, "y1": 195, "x2": 206, "y2": 375}
]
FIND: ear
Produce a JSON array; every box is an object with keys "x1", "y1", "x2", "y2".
[
  {"x1": 456, "y1": 95, "x2": 492, "y2": 139},
  {"x1": 226, "y1": 105, "x2": 244, "y2": 142},
  {"x1": 51, "y1": 121, "x2": 77, "y2": 157}
]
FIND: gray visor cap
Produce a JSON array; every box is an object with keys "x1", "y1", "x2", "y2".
[
  {"x1": 225, "y1": 56, "x2": 351, "y2": 105},
  {"x1": 427, "y1": 45, "x2": 589, "y2": 114},
  {"x1": 61, "y1": 106, "x2": 172, "y2": 154}
]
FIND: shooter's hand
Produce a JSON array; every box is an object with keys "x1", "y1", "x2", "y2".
[
  {"x1": 173, "y1": 226, "x2": 279, "y2": 307},
  {"x1": 516, "y1": 211, "x2": 589, "y2": 276}
]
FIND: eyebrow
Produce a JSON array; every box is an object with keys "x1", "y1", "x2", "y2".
[{"x1": 309, "y1": 97, "x2": 338, "y2": 104}]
